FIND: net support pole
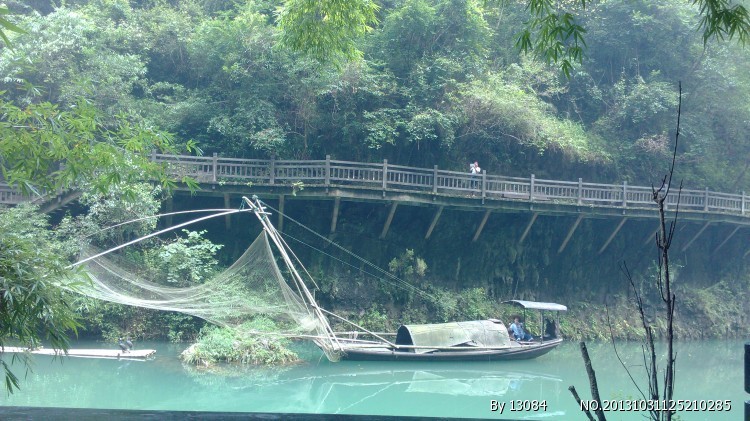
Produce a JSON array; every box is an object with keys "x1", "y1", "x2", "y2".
[{"x1": 244, "y1": 196, "x2": 340, "y2": 356}]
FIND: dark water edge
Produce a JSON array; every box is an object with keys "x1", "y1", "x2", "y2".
[
  {"x1": 0, "y1": 407, "x2": 498, "y2": 421},
  {"x1": 0, "y1": 339, "x2": 746, "y2": 420}
]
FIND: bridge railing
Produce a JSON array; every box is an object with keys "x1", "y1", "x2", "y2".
[
  {"x1": 329, "y1": 160, "x2": 384, "y2": 187},
  {"x1": 0, "y1": 183, "x2": 29, "y2": 204},
  {"x1": 2, "y1": 154, "x2": 748, "y2": 218}
]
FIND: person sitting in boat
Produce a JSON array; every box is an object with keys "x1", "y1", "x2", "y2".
[
  {"x1": 544, "y1": 318, "x2": 560, "y2": 339},
  {"x1": 510, "y1": 317, "x2": 533, "y2": 342}
]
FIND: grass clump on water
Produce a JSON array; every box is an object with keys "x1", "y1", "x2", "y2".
[{"x1": 181, "y1": 321, "x2": 299, "y2": 367}]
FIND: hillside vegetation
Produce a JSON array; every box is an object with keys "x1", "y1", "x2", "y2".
[
  {"x1": 2, "y1": 0, "x2": 749, "y2": 189},
  {"x1": 1, "y1": 0, "x2": 749, "y2": 345}
]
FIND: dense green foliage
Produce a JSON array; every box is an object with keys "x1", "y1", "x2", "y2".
[
  {"x1": 278, "y1": 0, "x2": 379, "y2": 63},
  {"x1": 0, "y1": 0, "x2": 748, "y2": 189},
  {"x1": 0, "y1": 205, "x2": 81, "y2": 392},
  {"x1": 58, "y1": 184, "x2": 223, "y2": 342},
  {"x1": 144, "y1": 229, "x2": 223, "y2": 286},
  {"x1": 0, "y1": 98, "x2": 188, "y2": 196}
]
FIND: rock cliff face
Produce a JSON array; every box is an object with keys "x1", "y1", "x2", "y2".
[{"x1": 175, "y1": 194, "x2": 749, "y2": 340}]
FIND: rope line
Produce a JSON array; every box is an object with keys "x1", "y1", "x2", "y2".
[{"x1": 259, "y1": 200, "x2": 462, "y2": 316}]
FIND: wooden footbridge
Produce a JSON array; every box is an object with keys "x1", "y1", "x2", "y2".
[{"x1": 3, "y1": 154, "x2": 750, "y2": 254}]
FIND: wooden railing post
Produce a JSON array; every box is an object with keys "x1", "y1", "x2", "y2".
[
  {"x1": 151, "y1": 149, "x2": 156, "y2": 162},
  {"x1": 577, "y1": 178, "x2": 582, "y2": 205},
  {"x1": 530, "y1": 174, "x2": 535, "y2": 202},
  {"x1": 382, "y1": 159, "x2": 388, "y2": 193},
  {"x1": 623, "y1": 181, "x2": 627, "y2": 208},
  {"x1": 481, "y1": 172, "x2": 487, "y2": 202},
  {"x1": 704, "y1": 187, "x2": 709, "y2": 211},
  {"x1": 743, "y1": 191, "x2": 746, "y2": 215},
  {"x1": 270, "y1": 156, "x2": 276, "y2": 185},
  {"x1": 325, "y1": 155, "x2": 331, "y2": 187},
  {"x1": 433, "y1": 165, "x2": 438, "y2": 194},
  {"x1": 212, "y1": 153, "x2": 218, "y2": 183}
]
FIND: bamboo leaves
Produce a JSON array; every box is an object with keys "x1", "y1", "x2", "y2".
[
  {"x1": 516, "y1": 1, "x2": 587, "y2": 78},
  {"x1": 0, "y1": 6, "x2": 25, "y2": 48},
  {"x1": 0, "y1": 205, "x2": 82, "y2": 393},
  {"x1": 0, "y1": 98, "x2": 181, "y2": 197},
  {"x1": 694, "y1": 0, "x2": 750, "y2": 43},
  {"x1": 277, "y1": 0, "x2": 379, "y2": 64}
]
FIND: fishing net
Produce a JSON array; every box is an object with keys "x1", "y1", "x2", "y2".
[{"x1": 77, "y1": 232, "x2": 327, "y2": 339}]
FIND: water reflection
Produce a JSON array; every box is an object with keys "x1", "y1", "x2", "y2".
[
  {"x1": 176, "y1": 358, "x2": 565, "y2": 417},
  {"x1": 306, "y1": 364, "x2": 562, "y2": 415},
  {"x1": 1, "y1": 340, "x2": 745, "y2": 420}
]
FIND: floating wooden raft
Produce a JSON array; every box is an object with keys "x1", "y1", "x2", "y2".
[{"x1": 1, "y1": 346, "x2": 156, "y2": 360}]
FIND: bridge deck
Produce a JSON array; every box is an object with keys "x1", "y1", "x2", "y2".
[{"x1": 2, "y1": 154, "x2": 749, "y2": 226}]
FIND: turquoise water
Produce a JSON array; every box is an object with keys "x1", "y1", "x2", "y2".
[{"x1": 0, "y1": 340, "x2": 746, "y2": 419}]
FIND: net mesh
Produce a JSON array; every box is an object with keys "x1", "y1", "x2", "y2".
[{"x1": 78, "y1": 232, "x2": 326, "y2": 337}]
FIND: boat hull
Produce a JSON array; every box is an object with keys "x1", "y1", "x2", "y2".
[{"x1": 337, "y1": 338, "x2": 562, "y2": 362}]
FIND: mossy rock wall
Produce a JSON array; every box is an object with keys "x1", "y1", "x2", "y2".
[{"x1": 174, "y1": 194, "x2": 750, "y2": 339}]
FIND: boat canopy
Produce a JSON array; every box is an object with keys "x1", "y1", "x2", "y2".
[
  {"x1": 503, "y1": 300, "x2": 567, "y2": 311},
  {"x1": 396, "y1": 320, "x2": 511, "y2": 354}
]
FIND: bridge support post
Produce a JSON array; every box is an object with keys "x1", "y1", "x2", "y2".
[
  {"x1": 529, "y1": 174, "x2": 535, "y2": 202},
  {"x1": 622, "y1": 181, "x2": 628, "y2": 208},
  {"x1": 278, "y1": 195, "x2": 285, "y2": 232},
  {"x1": 643, "y1": 225, "x2": 660, "y2": 245},
  {"x1": 165, "y1": 197, "x2": 173, "y2": 228},
  {"x1": 598, "y1": 217, "x2": 628, "y2": 255},
  {"x1": 224, "y1": 193, "x2": 231, "y2": 230},
  {"x1": 681, "y1": 222, "x2": 711, "y2": 252},
  {"x1": 577, "y1": 178, "x2": 582, "y2": 205},
  {"x1": 745, "y1": 341, "x2": 749, "y2": 392},
  {"x1": 472, "y1": 210, "x2": 491, "y2": 242},
  {"x1": 380, "y1": 202, "x2": 397, "y2": 239},
  {"x1": 714, "y1": 226, "x2": 741, "y2": 254},
  {"x1": 330, "y1": 197, "x2": 340, "y2": 234},
  {"x1": 519, "y1": 213, "x2": 538, "y2": 245},
  {"x1": 425, "y1": 206, "x2": 443, "y2": 240},
  {"x1": 558, "y1": 214, "x2": 584, "y2": 254}
]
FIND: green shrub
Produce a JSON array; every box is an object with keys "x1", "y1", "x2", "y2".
[{"x1": 181, "y1": 324, "x2": 299, "y2": 367}]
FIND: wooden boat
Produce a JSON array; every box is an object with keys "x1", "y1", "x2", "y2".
[
  {"x1": 244, "y1": 196, "x2": 566, "y2": 362},
  {"x1": 332, "y1": 302, "x2": 566, "y2": 362}
]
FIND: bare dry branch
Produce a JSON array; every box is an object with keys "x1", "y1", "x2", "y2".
[
  {"x1": 605, "y1": 300, "x2": 648, "y2": 401},
  {"x1": 580, "y1": 341, "x2": 607, "y2": 421},
  {"x1": 568, "y1": 386, "x2": 596, "y2": 421}
]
